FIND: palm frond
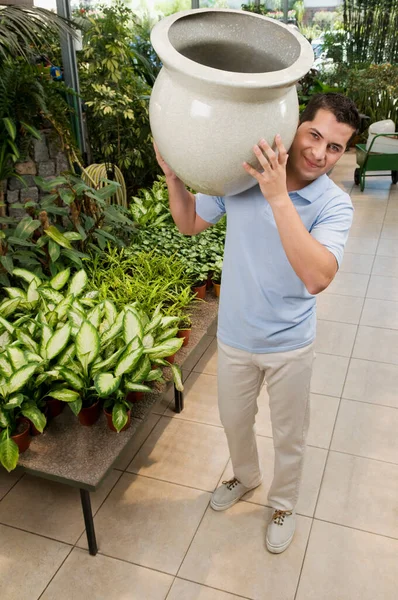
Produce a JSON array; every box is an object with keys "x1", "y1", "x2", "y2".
[{"x1": 0, "y1": 5, "x2": 76, "y2": 62}]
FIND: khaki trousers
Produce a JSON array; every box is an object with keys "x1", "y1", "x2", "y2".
[{"x1": 217, "y1": 340, "x2": 315, "y2": 511}]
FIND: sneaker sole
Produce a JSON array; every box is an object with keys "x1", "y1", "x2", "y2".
[
  {"x1": 210, "y1": 495, "x2": 244, "y2": 511},
  {"x1": 210, "y1": 481, "x2": 262, "y2": 512},
  {"x1": 266, "y1": 531, "x2": 295, "y2": 554}
]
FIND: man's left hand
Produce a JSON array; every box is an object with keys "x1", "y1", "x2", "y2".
[{"x1": 243, "y1": 135, "x2": 289, "y2": 206}]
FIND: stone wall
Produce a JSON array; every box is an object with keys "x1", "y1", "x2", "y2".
[{"x1": 5, "y1": 130, "x2": 70, "y2": 220}]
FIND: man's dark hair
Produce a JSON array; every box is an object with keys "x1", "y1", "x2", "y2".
[{"x1": 299, "y1": 93, "x2": 361, "y2": 143}]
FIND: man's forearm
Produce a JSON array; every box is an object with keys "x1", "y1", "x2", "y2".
[
  {"x1": 271, "y1": 195, "x2": 337, "y2": 295},
  {"x1": 166, "y1": 175, "x2": 196, "y2": 235}
]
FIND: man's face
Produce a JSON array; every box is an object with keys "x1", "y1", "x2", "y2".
[{"x1": 287, "y1": 108, "x2": 355, "y2": 182}]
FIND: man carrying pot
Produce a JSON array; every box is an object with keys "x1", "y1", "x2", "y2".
[{"x1": 155, "y1": 93, "x2": 360, "y2": 554}]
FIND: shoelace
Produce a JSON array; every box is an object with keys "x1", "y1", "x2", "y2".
[
  {"x1": 222, "y1": 477, "x2": 240, "y2": 490},
  {"x1": 272, "y1": 509, "x2": 293, "y2": 526}
]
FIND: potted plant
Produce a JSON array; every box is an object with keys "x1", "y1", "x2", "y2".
[
  {"x1": 212, "y1": 259, "x2": 223, "y2": 297},
  {"x1": 188, "y1": 264, "x2": 209, "y2": 300},
  {"x1": 2, "y1": 267, "x2": 186, "y2": 434},
  {"x1": 0, "y1": 358, "x2": 45, "y2": 472},
  {"x1": 177, "y1": 315, "x2": 192, "y2": 347}
]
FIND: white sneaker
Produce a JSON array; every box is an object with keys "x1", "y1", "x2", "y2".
[
  {"x1": 210, "y1": 477, "x2": 261, "y2": 512},
  {"x1": 266, "y1": 509, "x2": 296, "y2": 554}
]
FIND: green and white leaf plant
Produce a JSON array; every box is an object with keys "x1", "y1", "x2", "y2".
[
  {"x1": 0, "y1": 356, "x2": 44, "y2": 472},
  {"x1": 211, "y1": 259, "x2": 223, "y2": 285},
  {"x1": 0, "y1": 267, "x2": 185, "y2": 469}
]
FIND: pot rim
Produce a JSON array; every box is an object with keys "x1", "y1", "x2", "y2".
[{"x1": 151, "y1": 8, "x2": 314, "y2": 90}]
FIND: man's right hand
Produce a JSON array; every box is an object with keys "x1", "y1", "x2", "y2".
[{"x1": 153, "y1": 142, "x2": 179, "y2": 180}]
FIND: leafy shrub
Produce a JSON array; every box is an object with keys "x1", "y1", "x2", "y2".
[
  {"x1": 322, "y1": 63, "x2": 398, "y2": 127},
  {"x1": 297, "y1": 69, "x2": 342, "y2": 111},
  {"x1": 78, "y1": 0, "x2": 159, "y2": 193},
  {"x1": 0, "y1": 174, "x2": 135, "y2": 285},
  {"x1": 0, "y1": 60, "x2": 77, "y2": 174},
  {"x1": 129, "y1": 176, "x2": 173, "y2": 228},
  {"x1": 312, "y1": 10, "x2": 339, "y2": 31},
  {"x1": 130, "y1": 218, "x2": 226, "y2": 285},
  {"x1": 86, "y1": 245, "x2": 195, "y2": 318},
  {"x1": 346, "y1": 64, "x2": 398, "y2": 125}
]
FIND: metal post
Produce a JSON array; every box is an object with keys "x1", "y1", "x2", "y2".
[
  {"x1": 80, "y1": 489, "x2": 98, "y2": 556},
  {"x1": 191, "y1": 0, "x2": 200, "y2": 8},
  {"x1": 283, "y1": 0, "x2": 289, "y2": 24},
  {"x1": 174, "y1": 385, "x2": 184, "y2": 413},
  {"x1": 56, "y1": 0, "x2": 86, "y2": 156}
]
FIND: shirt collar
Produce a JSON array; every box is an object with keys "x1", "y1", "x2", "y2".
[{"x1": 290, "y1": 174, "x2": 330, "y2": 203}]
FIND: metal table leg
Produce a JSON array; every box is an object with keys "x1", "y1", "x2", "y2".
[
  {"x1": 174, "y1": 384, "x2": 184, "y2": 413},
  {"x1": 80, "y1": 488, "x2": 98, "y2": 556}
]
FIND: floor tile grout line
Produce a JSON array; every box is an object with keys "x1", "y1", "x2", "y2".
[
  {"x1": 163, "y1": 576, "x2": 177, "y2": 600},
  {"x1": 311, "y1": 515, "x2": 398, "y2": 542},
  {"x1": 320, "y1": 446, "x2": 398, "y2": 467},
  {"x1": 173, "y1": 456, "x2": 231, "y2": 580},
  {"x1": 319, "y1": 312, "x2": 398, "y2": 329},
  {"x1": 168, "y1": 576, "x2": 254, "y2": 600},
  {"x1": 293, "y1": 515, "x2": 315, "y2": 600},
  {"x1": 0, "y1": 520, "x2": 74, "y2": 547},
  {"x1": 0, "y1": 470, "x2": 26, "y2": 503},
  {"x1": 73, "y1": 546, "x2": 184, "y2": 578},
  {"x1": 314, "y1": 347, "x2": 398, "y2": 365},
  {"x1": 317, "y1": 352, "x2": 398, "y2": 367},
  {"x1": 332, "y1": 396, "x2": 398, "y2": 413},
  {"x1": 36, "y1": 546, "x2": 75, "y2": 600}
]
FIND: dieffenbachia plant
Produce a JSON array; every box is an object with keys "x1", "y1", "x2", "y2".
[
  {"x1": 0, "y1": 355, "x2": 46, "y2": 472},
  {"x1": 0, "y1": 267, "x2": 185, "y2": 440}
]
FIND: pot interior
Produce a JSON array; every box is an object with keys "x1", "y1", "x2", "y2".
[{"x1": 168, "y1": 11, "x2": 300, "y2": 74}]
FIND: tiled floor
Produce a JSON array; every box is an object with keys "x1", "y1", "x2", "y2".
[{"x1": 1, "y1": 151, "x2": 398, "y2": 599}]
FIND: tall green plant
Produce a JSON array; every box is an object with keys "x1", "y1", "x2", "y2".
[
  {"x1": 78, "y1": 0, "x2": 158, "y2": 192},
  {"x1": 346, "y1": 64, "x2": 398, "y2": 125},
  {"x1": 343, "y1": 0, "x2": 398, "y2": 64},
  {"x1": 0, "y1": 60, "x2": 76, "y2": 163},
  {"x1": 0, "y1": 4, "x2": 76, "y2": 63}
]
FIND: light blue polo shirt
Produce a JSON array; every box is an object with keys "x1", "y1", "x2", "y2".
[{"x1": 195, "y1": 174, "x2": 353, "y2": 353}]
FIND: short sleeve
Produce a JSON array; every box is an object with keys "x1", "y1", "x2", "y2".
[
  {"x1": 310, "y1": 194, "x2": 354, "y2": 267},
  {"x1": 195, "y1": 193, "x2": 226, "y2": 224}
]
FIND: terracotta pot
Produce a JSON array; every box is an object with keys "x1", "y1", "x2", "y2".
[
  {"x1": 213, "y1": 282, "x2": 221, "y2": 297},
  {"x1": 12, "y1": 420, "x2": 31, "y2": 453},
  {"x1": 30, "y1": 405, "x2": 49, "y2": 436},
  {"x1": 206, "y1": 273, "x2": 213, "y2": 289},
  {"x1": 104, "y1": 407, "x2": 131, "y2": 432},
  {"x1": 192, "y1": 282, "x2": 207, "y2": 300},
  {"x1": 45, "y1": 397, "x2": 65, "y2": 419},
  {"x1": 177, "y1": 328, "x2": 191, "y2": 347},
  {"x1": 126, "y1": 391, "x2": 144, "y2": 403},
  {"x1": 165, "y1": 354, "x2": 175, "y2": 364},
  {"x1": 150, "y1": 9, "x2": 313, "y2": 196},
  {"x1": 78, "y1": 399, "x2": 101, "y2": 426}
]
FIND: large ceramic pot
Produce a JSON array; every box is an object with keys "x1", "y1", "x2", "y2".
[{"x1": 150, "y1": 9, "x2": 313, "y2": 196}]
